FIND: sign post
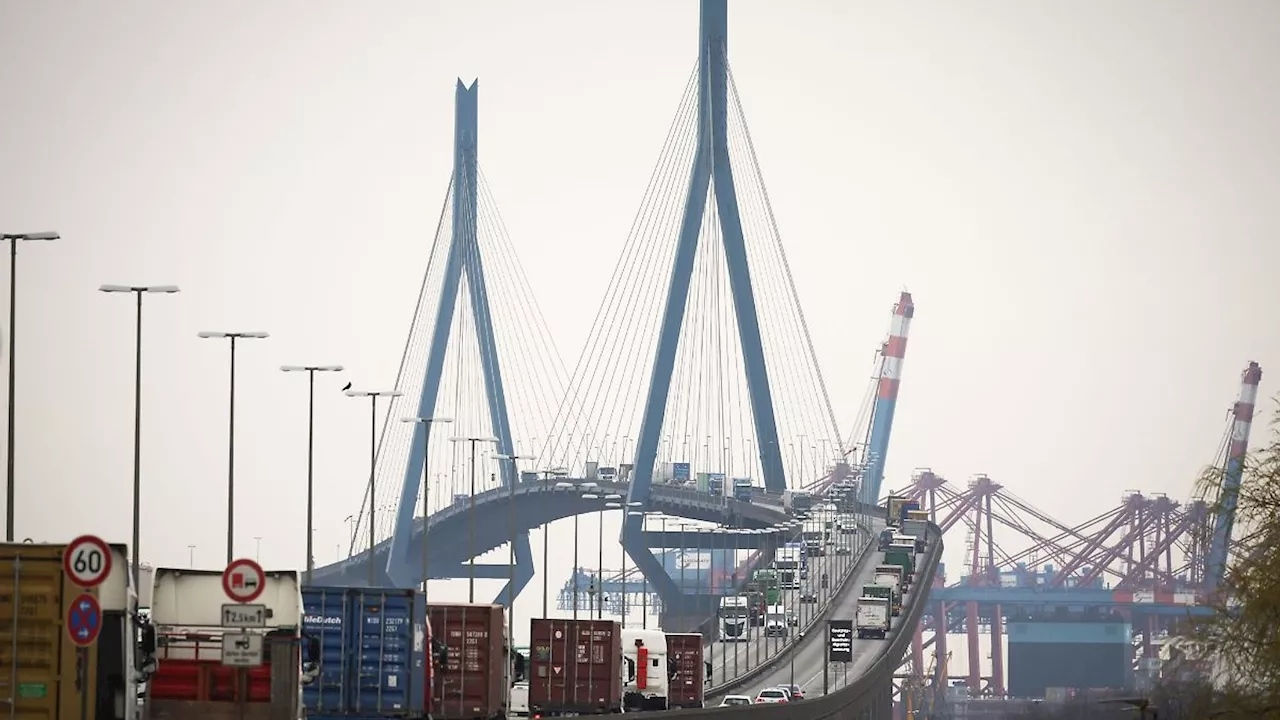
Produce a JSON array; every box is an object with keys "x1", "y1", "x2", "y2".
[
  {"x1": 63, "y1": 535, "x2": 110, "y2": 720},
  {"x1": 220, "y1": 554, "x2": 266, "y2": 720}
]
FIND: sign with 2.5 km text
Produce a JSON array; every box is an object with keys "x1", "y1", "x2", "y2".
[
  {"x1": 827, "y1": 619, "x2": 854, "y2": 663},
  {"x1": 222, "y1": 603, "x2": 267, "y2": 628}
]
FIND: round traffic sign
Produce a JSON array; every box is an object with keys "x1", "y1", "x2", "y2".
[
  {"x1": 63, "y1": 535, "x2": 113, "y2": 589},
  {"x1": 222, "y1": 558, "x2": 266, "y2": 603},
  {"x1": 67, "y1": 593, "x2": 102, "y2": 647}
]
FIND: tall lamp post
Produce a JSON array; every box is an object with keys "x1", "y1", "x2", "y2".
[
  {"x1": 3, "y1": 231, "x2": 57, "y2": 541},
  {"x1": 577, "y1": 493, "x2": 599, "y2": 619},
  {"x1": 99, "y1": 284, "x2": 179, "y2": 583},
  {"x1": 345, "y1": 388, "x2": 402, "y2": 587},
  {"x1": 547, "y1": 473, "x2": 571, "y2": 616},
  {"x1": 494, "y1": 453, "x2": 532, "y2": 678},
  {"x1": 282, "y1": 365, "x2": 344, "y2": 585},
  {"x1": 598, "y1": 498, "x2": 622, "y2": 618},
  {"x1": 198, "y1": 331, "x2": 269, "y2": 563},
  {"x1": 402, "y1": 416, "x2": 454, "y2": 598},
  {"x1": 450, "y1": 435, "x2": 499, "y2": 602}
]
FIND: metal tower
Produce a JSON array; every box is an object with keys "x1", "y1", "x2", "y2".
[
  {"x1": 623, "y1": 0, "x2": 786, "y2": 608},
  {"x1": 862, "y1": 292, "x2": 915, "y2": 504},
  {"x1": 384, "y1": 80, "x2": 526, "y2": 597},
  {"x1": 1205, "y1": 361, "x2": 1262, "y2": 589}
]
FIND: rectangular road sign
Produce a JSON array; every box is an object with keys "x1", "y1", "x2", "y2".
[
  {"x1": 221, "y1": 632, "x2": 264, "y2": 667},
  {"x1": 828, "y1": 619, "x2": 854, "y2": 663},
  {"x1": 221, "y1": 603, "x2": 267, "y2": 628}
]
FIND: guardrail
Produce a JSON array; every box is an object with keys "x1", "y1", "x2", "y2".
[{"x1": 669, "y1": 522, "x2": 943, "y2": 720}]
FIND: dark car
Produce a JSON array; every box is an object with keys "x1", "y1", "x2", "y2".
[{"x1": 800, "y1": 592, "x2": 818, "y2": 603}]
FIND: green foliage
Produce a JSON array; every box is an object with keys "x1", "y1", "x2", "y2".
[{"x1": 1191, "y1": 402, "x2": 1280, "y2": 699}]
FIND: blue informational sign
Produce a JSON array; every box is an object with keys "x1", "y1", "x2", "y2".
[{"x1": 673, "y1": 463, "x2": 691, "y2": 483}]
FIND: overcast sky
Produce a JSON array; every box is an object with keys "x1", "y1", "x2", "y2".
[{"x1": 3, "y1": 0, "x2": 1278, "y2": 654}]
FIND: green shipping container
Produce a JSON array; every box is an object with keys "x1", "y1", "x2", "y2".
[{"x1": 884, "y1": 550, "x2": 915, "y2": 582}]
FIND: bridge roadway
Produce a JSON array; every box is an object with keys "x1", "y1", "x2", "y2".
[
  {"x1": 311, "y1": 479, "x2": 790, "y2": 587},
  {"x1": 684, "y1": 521, "x2": 943, "y2": 719},
  {"x1": 698, "y1": 517, "x2": 883, "y2": 696}
]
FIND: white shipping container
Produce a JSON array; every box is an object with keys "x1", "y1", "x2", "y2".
[{"x1": 151, "y1": 567, "x2": 302, "y2": 628}]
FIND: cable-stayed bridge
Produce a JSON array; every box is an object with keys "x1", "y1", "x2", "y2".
[{"x1": 310, "y1": 0, "x2": 867, "y2": 633}]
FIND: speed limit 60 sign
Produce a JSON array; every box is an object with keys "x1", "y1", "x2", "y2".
[{"x1": 63, "y1": 535, "x2": 113, "y2": 589}]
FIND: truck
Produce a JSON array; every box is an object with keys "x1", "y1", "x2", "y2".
[
  {"x1": 510, "y1": 681, "x2": 530, "y2": 717},
  {"x1": 885, "y1": 495, "x2": 911, "y2": 527},
  {"x1": 783, "y1": 489, "x2": 814, "y2": 515},
  {"x1": 302, "y1": 586, "x2": 431, "y2": 718},
  {"x1": 622, "y1": 628, "x2": 668, "y2": 711},
  {"x1": 861, "y1": 583, "x2": 895, "y2": 617},
  {"x1": 150, "y1": 567, "x2": 310, "y2": 720},
  {"x1": 1, "y1": 541, "x2": 154, "y2": 720},
  {"x1": 784, "y1": 541, "x2": 808, "y2": 568},
  {"x1": 428, "y1": 602, "x2": 509, "y2": 720},
  {"x1": 707, "y1": 475, "x2": 725, "y2": 496},
  {"x1": 901, "y1": 518, "x2": 929, "y2": 552},
  {"x1": 732, "y1": 478, "x2": 753, "y2": 502},
  {"x1": 855, "y1": 596, "x2": 892, "y2": 639},
  {"x1": 884, "y1": 546, "x2": 917, "y2": 586},
  {"x1": 751, "y1": 569, "x2": 782, "y2": 603},
  {"x1": 773, "y1": 548, "x2": 802, "y2": 589},
  {"x1": 873, "y1": 565, "x2": 905, "y2": 616},
  {"x1": 529, "y1": 618, "x2": 628, "y2": 715},
  {"x1": 763, "y1": 605, "x2": 789, "y2": 638},
  {"x1": 664, "y1": 633, "x2": 707, "y2": 709},
  {"x1": 717, "y1": 596, "x2": 750, "y2": 642}
]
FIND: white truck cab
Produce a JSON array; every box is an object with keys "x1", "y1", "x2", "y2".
[{"x1": 622, "y1": 628, "x2": 669, "y2": 711}]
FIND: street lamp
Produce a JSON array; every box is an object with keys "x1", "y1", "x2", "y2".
[
  {"x1": 99, "y1": 284, "x2": 179, "y2": 584},
  {"x1": 578, "y1": 492, "x2": 599, "y2": 619},
  {"x1": 600, "y1": 499, "x2": 623, "y2": 619},
  {"x1": 198, "y1": 331, "x2": 269, "y2": 563},
  {"x1": 345, "y1": 388, "x2": 402, "y2": 587},
  {"x1": 449, "y1": 435, "x2": 499, "y2": 601},
  {"x1": 403, "y1": 416, "x2": 454, "y2": 598},
  {"x1": 494, "y1": 452, "x2": 533, "y2": 653},
  {"x1": 3, "y1": 231, "x2": 57, "y2": 541},
  {"x1": 282, "y1": 364, "x2": 344, "y2": 585},
  {"x1": 545, "y1": 470, "x2": 570, "y2": 616}
]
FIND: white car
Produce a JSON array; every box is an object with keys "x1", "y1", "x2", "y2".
[
  {"x1": 755, "y1": 688, "x2": 789, "y2": 704},
  {"x1": 719, "y1": 695, "x2": 752, "y2": 707}
]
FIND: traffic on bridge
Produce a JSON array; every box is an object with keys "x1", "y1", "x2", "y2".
[{"x1": 1, "y1": 0, "x2": 1264, "y2": 719}]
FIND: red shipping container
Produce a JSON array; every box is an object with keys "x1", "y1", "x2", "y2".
[
  {"x1": 428, "y1": 603, "x2": 508, "y2": 719},
  {"x1": 665, "y1": 633, "x2": 706, "y2": 709},
  {"x1": 529, "y1": 618, "x2": 623, "y2": 715}
]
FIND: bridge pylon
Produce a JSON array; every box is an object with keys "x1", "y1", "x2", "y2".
[
  {"x1": 382, "y1": 80, "x2": 533, "y2": 600},
  {"x1": 623, "y1": 0, "x2": 787, "y2": 613}
]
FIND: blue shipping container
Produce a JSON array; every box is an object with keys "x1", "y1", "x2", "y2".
[{"x1": 302, "y1": 586, "x2": 427, "y2": 717}]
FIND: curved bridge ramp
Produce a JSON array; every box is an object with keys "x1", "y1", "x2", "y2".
[{"x1": 311, "y1": 480, "x2": 789, "y2": 590}]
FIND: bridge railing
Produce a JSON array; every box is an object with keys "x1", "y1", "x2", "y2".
[{"x1": 668, "y1": 522, "x2": 943, "y2": 720}]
